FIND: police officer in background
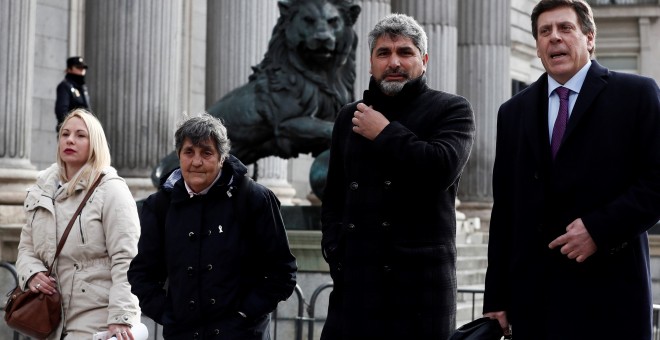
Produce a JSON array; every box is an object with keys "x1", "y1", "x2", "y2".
[{"x1": 55, "y1": 56, "x2": 91, "y2": 132}]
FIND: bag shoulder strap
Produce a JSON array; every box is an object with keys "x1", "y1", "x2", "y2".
[{"x1": 47, "y1": 173, "x2": 105, "y2": 276}]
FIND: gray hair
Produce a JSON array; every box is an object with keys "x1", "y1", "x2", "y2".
[
  {"x1": 368, "y1": 13, "x2": 427, "y2": 56},
  {"x1": 175, "y1": 113, "x2": 231, "y2": 158}
]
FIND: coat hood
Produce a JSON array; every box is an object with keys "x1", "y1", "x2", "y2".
[{"x1": 34, "y1": 163, "x2": 119, "y2": 197}]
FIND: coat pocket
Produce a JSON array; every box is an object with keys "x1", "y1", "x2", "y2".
[{"x1": 77, "y1": 280, "x2": 110, "y2": 307}]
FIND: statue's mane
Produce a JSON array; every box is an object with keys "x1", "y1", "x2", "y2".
[{"x1": 248, "y1": 0, "x2": 358, "y2": 101}]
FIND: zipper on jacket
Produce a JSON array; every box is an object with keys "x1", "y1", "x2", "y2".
[{"x1": 78, "y1": 216, "x2": 85, "y2": 244}]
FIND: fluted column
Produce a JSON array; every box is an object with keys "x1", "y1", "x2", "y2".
[
  {"x1": 393, "y1": 0, "x2": 458, "y2": 93},
  {"x1": 85, "y1": 0, "x2": 183, "y2": 199},
  {"x1": 0, "y1": 0, "x2": 38, "y2": 261},
  {"x1": 457, "y1": 0, "x2": 511, "y2": 205},
  {"x1": 206, "y1": 1, "x2": 292, "y2": 204},
  {"x1": 353, "y1": 0, "x2": 391, "y2": 97},
  {"x1": 205, "y1": 0, "x2": 278, "y2": 106}
]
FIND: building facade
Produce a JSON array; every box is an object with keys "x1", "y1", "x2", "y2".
[{"x1": 1, "y1": 1, "x2": 659, "y2": 335}]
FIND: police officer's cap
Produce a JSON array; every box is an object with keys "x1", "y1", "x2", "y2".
[{"x1": 66, "y1": 56, "x2": 88, "y2": 69}]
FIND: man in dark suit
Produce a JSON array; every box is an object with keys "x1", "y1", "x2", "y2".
[
  {"x1": 55, "y1": 56, "x2": 91, "y2": 132},
  {"x1": 483, "y1": 0, "x2": 660, "y2": 339}
]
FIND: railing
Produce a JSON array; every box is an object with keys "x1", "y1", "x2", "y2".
[
  {"x1": 654, "y1": 304, "x2": 660, "y2": 340},
  {"x1": 457, "y1": 287, "x2": 485, "y2": 321},
  {"x1": 2, "y1": 267, "x2": 660, "y2": 340},
  {"x1": 0, "y1": 262, "x2": 27, "y2": 340},
  {"x1": 587, "y1": 0, "x2": 660, "y2": 5}
]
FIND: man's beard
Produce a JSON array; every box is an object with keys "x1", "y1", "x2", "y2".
[{"x1": 377, "y1": 68, "x2": 410, "y2": 96}]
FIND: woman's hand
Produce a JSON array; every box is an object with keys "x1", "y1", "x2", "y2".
[
  {"x1": 27, "y1": 272, "x2": 57, "y2": 295},
  {"x1": 108, "y1": 324, "x2": 134, "y2": 340}
]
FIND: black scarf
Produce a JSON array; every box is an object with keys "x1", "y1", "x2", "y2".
[
  {"x1": 362, "y1": 74, "x2": 427, "y2": 116},
  {"x1": 65, "y1": 73, "x2": 86, "y2": 86}
]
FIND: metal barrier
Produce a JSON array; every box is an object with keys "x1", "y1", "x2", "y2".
[
  {"x1": 457, "y1": 287, "x2": 484, "y2": 321},
  {"x1": 654, "y1": 304, "x2": 660, "y2": 340},
  {"x1": 3, "y1": 268, "x2": 659, "y2": 340},
  {"x1": 271, "y1": 282, "x2": 332, "y2": 340},
  {"x1": 0, "y1": 262, "x2": 26, "y2": 340},
  {"x1": 270, "y1": 284, "x2": 486, "y2": 340}
]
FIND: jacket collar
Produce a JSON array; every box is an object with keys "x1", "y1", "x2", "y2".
[
  {"x1": 65, "y1": 73, "x2": 86, "y2": 86},
  {"x1": 522, "y1": 60, "x2": 608, "y2": 163},
  {"x1": 563, "y1": 60, "x2": 608, "y2": 144},
  {"x1": 363, "y1": 74, "x2": 428, "y2": 114},
  {"x1": 165, "y1": 154, "x2": 248, "y2": 203}
]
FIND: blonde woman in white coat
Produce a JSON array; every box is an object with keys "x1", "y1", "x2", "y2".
[{"x1": 16, "y1": 109, "x2": 141, "y2": 340}]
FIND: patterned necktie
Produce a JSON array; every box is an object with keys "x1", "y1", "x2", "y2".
[{"x1": 551, "y1": 86, "x2": 570, "y2": 160}]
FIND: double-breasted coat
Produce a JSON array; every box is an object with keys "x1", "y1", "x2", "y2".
[
  {"x1": 128, "y1": 155, "x2": 297, "y2": 340},
  {"x1": 484, "y1": 61, "x2": 660, "y2": 339},
  {"x1": 16, "y1": 164, "x2": 141, "y2": 339},
  {"x1": 321, "y1": 75, "x2": 475, "y2": 339}
]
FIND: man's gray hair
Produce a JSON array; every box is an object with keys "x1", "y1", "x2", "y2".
[
  {"x1": 175, "y1": 113, "x2": 231, "y2": 157},
  {"x1": 368, "y1": 13, "x2": 427, "y2": 56}
]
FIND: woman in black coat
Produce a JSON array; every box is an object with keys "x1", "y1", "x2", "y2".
[{"x1": 128, "y1": 114, "x2": 297, "y2": 340}]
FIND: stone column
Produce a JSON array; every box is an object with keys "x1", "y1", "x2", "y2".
[
  {"x1": 206, "y1": 0, "x2": 294, "y2": 204},
  {"x1": 85, "y1": 0, "x2": 184, "y2": 200},
  {"x1": 393, "y1": 0, "x2": 458, "y2": 93},
  {"x1": 353, "y1": 0, "x2": 392, "y2": 97},
  {"x1": 180, "y1": 0, "x2": 208, "y2": 115},
  {"x1": 638, "y1": 17, "x2": 654, "y2": 78},
  {"x1": 205, "y1": 0, "x2": 278, "y2": 107},
  {"x1": 457, "y1": 0, "x2": 511, "y2": 217},
  {"x1": 0, "y1": 0, "x2": 38, "y2": 261}
]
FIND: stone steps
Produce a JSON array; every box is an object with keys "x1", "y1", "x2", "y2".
[{"x1": 455, "y1": 224, "x2": 489, "y2": 326}]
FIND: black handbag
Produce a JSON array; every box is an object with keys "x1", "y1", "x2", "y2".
[{"x1": 449, "y1": 317, "x2": 508, "y2": 340}]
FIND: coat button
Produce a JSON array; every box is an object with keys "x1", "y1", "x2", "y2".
[
  {"x1": 349, "y1": 182, "x2": 358, "y2": 190},
  {"x1": 207, "y1": 264, "x2": 213, "y2": 271},
  {"x1": 210, "y1": 298, "x2": 216, "y2": 304},
  {"x1": 213, "y1": 329, "x2": 220, "y2": 335},
  {"x1": 189, "y1": 300, "x2": 196, "y2": 310},
  {"x1": 188, "y1": 232, "x2": 196, "y2": 240}
]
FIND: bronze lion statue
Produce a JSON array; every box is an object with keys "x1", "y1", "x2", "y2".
[
  {"x1": 212, "y1": 0, "x2": 360, "y2": 165},
  {"x1": 153, "y1": 0, "x2": 360, "y2": 185}
]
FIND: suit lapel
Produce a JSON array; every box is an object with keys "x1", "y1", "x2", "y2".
[
  {"x1": 562, "y1": 61, "x2": 608, "y2": 144},
  {"x1": 522, "y1": 75, "x2": 551, "y2": 165}
]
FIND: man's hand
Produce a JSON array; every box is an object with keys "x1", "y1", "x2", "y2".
[
  {"x1": 484, "y1": 311, "x2": 511, "y2": 337},
  {"x1": 352, "y1": 103, "x2": 389, "y2": 140},
  {"x1": 548, "y1": 218, "x2": 597, "y2": 262}
]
